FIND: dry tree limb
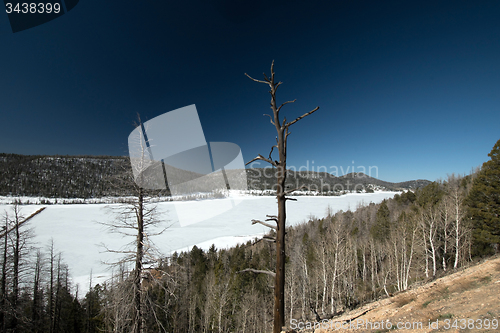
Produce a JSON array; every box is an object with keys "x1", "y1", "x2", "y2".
[
  {"x1": 0, "y1": 207, "x2": 46, "y2": 238},
  {"x1": 246, "y1": 154, "x2": 277, "y2": 167},
  {"x1": 264, "y1": 113, "x2": 276, "y2": 126},
  {"x1": 252, "y1": 219, "x2": 277, "y2": 230},
  {"x1": 244, "y1": 73, "x2": 269, "y2": 84},
  {"x1": 277, "y1": 99, "x2": 296, "y2": 114},
  {"x1": 286, "y1": 106, "x2": 320, "y2": 128},
  {"x1": 265, "y1": 215, "x2": 278, "y2": 222},
  {"x1": 263, "y1": 235, "x2": 276, "y2": 243}
]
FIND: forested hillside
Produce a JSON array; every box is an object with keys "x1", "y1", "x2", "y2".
[
  {"x1": 0, "y1": 139, "x2": 498, "y2": 332},
  {"x1": 0, "y1": 153, "x2": 429, "y2": 199},
  {"x1": 0, "y1": 154, "x2": 132, "y2": 198}
]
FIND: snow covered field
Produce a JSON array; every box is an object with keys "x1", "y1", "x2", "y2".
[{"x1": 0, "y1": 191, "x2": 398, "y2": 295}]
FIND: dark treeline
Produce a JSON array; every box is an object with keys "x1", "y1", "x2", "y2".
[
  {"x1": 0, "y1": 153, "x2": 430, "y2": 199},
  {"x1": 0, "y1": 139, "x2": 498, "y2": 332},
  {"x1": 0, "y1": 154, "x2": 132, "y2": 198}
]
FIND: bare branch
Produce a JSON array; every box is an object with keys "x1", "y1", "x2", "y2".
[
  {"x1": 286, "y1": 106, "x2": 320, "y2": 128},
  {"x1": 237, "y1": 268, "x2": 276, "y2": 278},
  {"x1": 245, "y1": 73, "x2": 269, "y2": 84},
  {"x1": 0, "y1": 207, "x2": 46, "y2": 238},
  {"x1": 266, "y1": 217, "x2": 278, "y2": 224},
  {"x1": 247, "y1": 235, "x2": 276, "y2": 246},
  {"x1": 251, "y1": 219, "x2": 277, "y2": 230},
  {"x1": 263, "y1": 235, "x2": 276, "y2": 243},
  {"x1": 285, "y1": 197, "x2": 297, "y2": 201},
  {"x1": 264, "y1": 113, "x2": 275, "y2": 126},
  {"x1": 268, "y1": 145, "x2": 277, "y2": 161},
  {"x1": 246, "y1": 154, "x2": 277, "y2": 167},
  {"x1": 277, "y1": 99, "x2": 296, "y2": 114},
  {"x1": 99, "y1": 243, "x2": 137, "y2": 255}
]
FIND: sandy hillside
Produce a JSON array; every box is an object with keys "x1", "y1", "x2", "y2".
[{"x1": 299, "y1": 256, "x2": 500, "y2": 333}]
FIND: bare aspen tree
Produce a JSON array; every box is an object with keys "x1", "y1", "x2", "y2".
[
  {"x1": 446, "y1": 175, "x2": 468, "y2": 269},
  {"x1": 297, "y1": 246, "x2": 309, "y2": 321},
  {"x1": 369, "y1": 238, "x2": 377, "y2": 297},
  {"x1": 425, "y1": 205, "x2": 440, "y2": 277},
  {"x1": 419, "y1": 209, "x2": 430, "y2": 278},
  {"x1": 328, "y1": 221, "x2": 343, "y2": 315},
  {"x1": 316, "y1": 239, "x2": 328, "y2": 316},
  {"x1": 390, "y1": 211, "x2": 417, "y2": 291},
  {"x1": 328, "y1": 212, "x2": 353, "y2": 313},
  {"x1": 439, "y1": 196, "x2": 453, "y2": 272},
  {"x1": 285, "y1": 244, "x2": 299, "y2": 322},
  {"x1": 244, "y1": 61, "x2": 319, "y2": 333},
  {"x1": 418, "y1": 203, "x2": 441, "y2": 278}
]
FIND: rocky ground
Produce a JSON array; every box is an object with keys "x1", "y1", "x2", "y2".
[{"x1": 294, "y1": 256, "x2": 500, "y2": 333}]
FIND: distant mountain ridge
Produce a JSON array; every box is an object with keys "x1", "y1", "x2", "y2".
[
  {"x1": 0, "y1": 153, "x2": 431, "y2": 198},
  {"x1": 246, "y1": 169, "x2": 430, "y2": 193},
  {"x1": 339, "y1": 172, "x2": 431, "y2": 190}
]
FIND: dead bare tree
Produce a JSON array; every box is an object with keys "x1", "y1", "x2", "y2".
[
  {"x1": 243, "y1": 61, "x2": 319, "y2": 333},
  {"x1": 100, "y1": 116, "x2": 171, "y2": 333},
  {"x1": 1, "y1": 203, "x2": 44, "y2": 332},
  {"x1": 445, "y1": 174, "x2": 469, "y2": 269},
  {"x1": 0, "y1": 214, "x2": 8, "y2": 332}
]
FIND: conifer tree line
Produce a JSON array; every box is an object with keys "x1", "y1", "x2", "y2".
[
  {"x1": 0, "y1": 138, "x2": 498, "y2": 332},
  {"x1": 0, "y1": 153, "x2": 429, "y2": 200},
  {"x1": 0, "y1": 154, "x2": 133, "y2": 199}
]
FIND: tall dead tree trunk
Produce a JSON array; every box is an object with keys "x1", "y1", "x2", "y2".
[
  {"x1": 31, "y1": 250, "x2": 43, "y2": 333},
  {"x1": 134, "y1": 187, "x2": 144, "y2": 333},
  {"x1": 0, "y1": 215, "x2": 8, "y2": 332},
  {"x1": 12, "y1": 205, "x2": 20, "y2": 333},
  {"x1": 245, "y1": 61, "x2": 319, "y2": 333},
  {"x1": 101, "y1": 115, "x2": 170, "y2": 333}
]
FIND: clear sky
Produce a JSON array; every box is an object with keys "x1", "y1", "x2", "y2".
[{"x1": 1, "y1": 0, "x2": 499, "y2": 182}]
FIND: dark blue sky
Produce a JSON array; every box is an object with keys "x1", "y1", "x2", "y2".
[{"x1": 1, "y1": 0, "x2": 499, "y2": 182}]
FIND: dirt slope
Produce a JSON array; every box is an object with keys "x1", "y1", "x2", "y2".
[{"x1": 311, "y1": 256, "x2": 500, "y2": 333}]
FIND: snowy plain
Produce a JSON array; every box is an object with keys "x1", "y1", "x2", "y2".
[{"x1": 0, "y1": 191, "x2": 398, "y2": 296}]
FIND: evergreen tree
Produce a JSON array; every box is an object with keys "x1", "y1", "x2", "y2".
[
  {"x1": 82, "y1": 284, "x2": 104, "y2": 333},
  {"x1": 370, "y1": 200, "x2": 391, "y2": 242},
  {"x1": 467, "y1": 139, "x2": 500, "y2": 256},
  {"x1": 416, "y1": 182, "x2": 444, "y2": 208}
]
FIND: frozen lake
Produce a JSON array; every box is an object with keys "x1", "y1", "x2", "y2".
[{"x1": 0, "y1": 191, "x2": 398, "y2": 294}]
